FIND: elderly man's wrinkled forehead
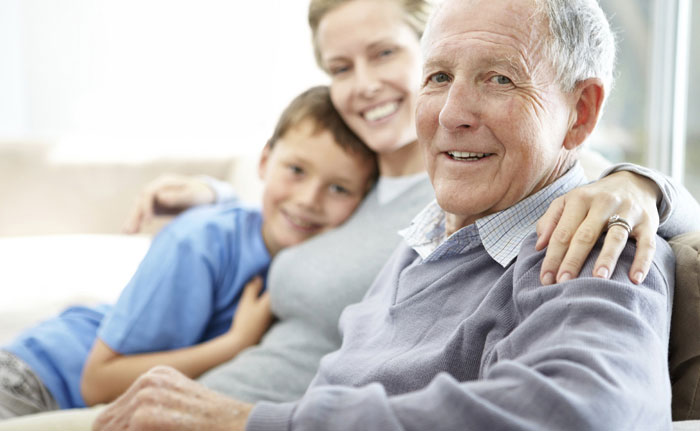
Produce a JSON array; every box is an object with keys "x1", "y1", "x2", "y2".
[{"x1": 422, "y1": 0, "x2": 548, "y2": 60}]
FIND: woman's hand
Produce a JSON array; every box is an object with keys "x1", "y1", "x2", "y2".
[
  {"x1": 227, "y1": 276, "x2": 273, "y2": 349},
  {"x1": 122, "y1": 174, "x2": 216, "y2": 234},
  {"x1": 536, "y1": 170, "x2": 661, "y2": 285}
]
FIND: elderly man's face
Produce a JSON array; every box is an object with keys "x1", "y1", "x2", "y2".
[{"x1": 416, "y1": 0, "x2": 579, "y2": 234}]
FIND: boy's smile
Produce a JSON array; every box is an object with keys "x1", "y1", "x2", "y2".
[
  {"x1": 258, "y1": 119, "x2": 374, "y2": 256},
  {"x1": 280, "y1": 208, "x2": 323, "y2": 232}
]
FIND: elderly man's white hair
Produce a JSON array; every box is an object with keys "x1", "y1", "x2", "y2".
[
  {"x1": 538, "y1": 0, "x2": 617, "y2": 93},
  {"x1": 423, "y1": 0, "x2": 616, "y2": 93}
]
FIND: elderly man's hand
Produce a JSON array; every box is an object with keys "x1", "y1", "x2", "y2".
[
  {"x1": 536, "y1": 170, "x2": 660, "y2": 285},
  {"x1": 92, "y1": 366, "x2": 252, "y2": 431}
]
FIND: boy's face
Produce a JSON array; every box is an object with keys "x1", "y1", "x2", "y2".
[{"x1": 259, "y1": 119, "x2": 374, "y2": 256}]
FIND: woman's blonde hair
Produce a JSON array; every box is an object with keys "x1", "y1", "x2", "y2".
[{"x1": 308, "y1": 0, "x2": 433, "y2": 69}]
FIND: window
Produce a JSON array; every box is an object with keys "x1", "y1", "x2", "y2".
[
  {"x1": 0, "y1": 0, "x2": 327, "y2": 161},
  {"x1": 686, "y1": 3, "x2": 700, "y2": 198},
  {"x1": 592, "y1": 0, "x2": 653, "y2": 166},
  {"x1": 593, "y1": 0, "x2": 698, "y2": 201}
]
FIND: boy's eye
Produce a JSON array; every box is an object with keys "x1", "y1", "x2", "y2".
[
  {"x1": 329, "y1": 184, "x2": 350, "y2": 195},
  {"x1": 378, "y1": 48, "x2": 394, "y2": 58}
]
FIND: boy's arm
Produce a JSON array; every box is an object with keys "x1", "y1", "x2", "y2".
[{"x1": 81, "y1": 277, "x2": 272, "y2": 406}]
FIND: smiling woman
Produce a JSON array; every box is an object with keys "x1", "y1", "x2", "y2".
[{"x1": 312, "y1": 0, "x2": 427, "y2": 176}]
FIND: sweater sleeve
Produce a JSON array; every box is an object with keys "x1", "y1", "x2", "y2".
[
  {"x1": 198, "y1": 175, "x2": 239, "y2": 204},
  {"x1": 600, "y1": 163, "x2": 700, "y2": 238},
  {"x1": 246, "y1": 236, "x2": 675, "y2": 431}
]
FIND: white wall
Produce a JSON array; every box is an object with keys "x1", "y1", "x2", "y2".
[
  {"x1": 0, "y1": 0, "x2": 28, "y2": 136},
  {"x1": 0, "y1": 0, "x2": 327, "y2": 161}
]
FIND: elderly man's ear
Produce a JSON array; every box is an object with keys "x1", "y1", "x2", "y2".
[{"x1": 563, "y1": 78, "x2": 605, "y2": 150}]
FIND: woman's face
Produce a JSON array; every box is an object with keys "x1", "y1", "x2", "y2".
[{"x1": 316, "y1": 0, "x2": 423, "y2": 155}]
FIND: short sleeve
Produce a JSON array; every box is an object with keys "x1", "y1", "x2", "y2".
[{"x1": 98, "y1": 227, "x2": 219, "y2": 354}]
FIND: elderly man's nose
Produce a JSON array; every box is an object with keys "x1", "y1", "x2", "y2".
[{"x1": 438, "y1": 84, "x2": 479, "y2": 130}]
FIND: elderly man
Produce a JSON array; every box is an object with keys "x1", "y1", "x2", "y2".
[{"x1": 93, "y1": 0, "x2": 675, "y2": 429}]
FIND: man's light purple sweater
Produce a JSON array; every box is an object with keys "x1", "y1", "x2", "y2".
[{"x1": 248, "y1": 175, "x2": 675, "y2": 430}]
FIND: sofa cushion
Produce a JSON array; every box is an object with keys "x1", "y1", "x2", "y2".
[
  {"x1": 670, "y1": 232, "x2": 700, "y2": 420},
  {"x1": 0, "y1": 405, "x2": 104, "y2": 430}
]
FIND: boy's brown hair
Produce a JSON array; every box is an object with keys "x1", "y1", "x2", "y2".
[{"x1": 267, "y1": 85, "x2": 378, "y2": 181}]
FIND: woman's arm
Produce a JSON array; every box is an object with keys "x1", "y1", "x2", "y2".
[
  {"x1": 81, "y1": 277, "x2": 272, "y2": 406},
  {"x1": 537, "y1": 164, "x2": 700, "y2": 285},
  {"x1": 122, "y1": 174, "x2": 238, "y2": 234},
  {"x1": 602, "y1": 162, "x2": 700, "y2": 238}
]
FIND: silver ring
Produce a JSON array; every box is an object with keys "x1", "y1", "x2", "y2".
[{"x1": 607, "y1": 214, "x2": 632, "y2": 235}]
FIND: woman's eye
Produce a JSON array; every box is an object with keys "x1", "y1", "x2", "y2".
[
  {"x1": 379, "y1": 48, "x2": 394, "y2": 58},
  {"x1": 329, "y1": 65, "x2": 350, "y2": 76},
  {"x1": 490, "y1": 75, "x2": 512, "y2": 85}
]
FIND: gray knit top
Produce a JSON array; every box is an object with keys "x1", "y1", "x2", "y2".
[{"x1": 197, "y1": 176, "x2": 435, "y2": 402}]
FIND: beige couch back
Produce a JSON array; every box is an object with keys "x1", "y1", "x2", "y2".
[{"x1": 0, "y1": 142, "x2": 242, "y2": 236}]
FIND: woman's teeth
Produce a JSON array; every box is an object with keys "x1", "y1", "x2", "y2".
[
  {"x1": 363, "y1": 102, "x2": 399, "y2": 122},
  {"x1": 447, "y1": 151, "x2": 489, "y2": 161}
]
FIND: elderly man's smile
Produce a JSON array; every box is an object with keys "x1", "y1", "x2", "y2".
[{"x1": 446, "y1": 151, "x2": 493, "y2": 162}]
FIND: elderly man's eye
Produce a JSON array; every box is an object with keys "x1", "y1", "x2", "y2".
[
  {"x1": 490, "y1": 75, "x2": 513, "y2": 85},
  {"x1": 429, "y1": 72, "x2": 450, "y2": 84}
]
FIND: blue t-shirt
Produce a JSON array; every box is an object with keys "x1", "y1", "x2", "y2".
[{"x1": 3, "y1": 203, "x2": 270, "y2": 409}]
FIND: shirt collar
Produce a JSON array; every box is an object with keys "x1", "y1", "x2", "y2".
[{"x1": 399, "y1": 163, "x2": 587, "y2": 267}]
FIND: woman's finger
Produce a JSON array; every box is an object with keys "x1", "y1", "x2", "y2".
[
  {"x1": 592, "y1": 222, "x2": 631, "y2": 280},
  {"x1": 535, "y1": 196, "x2": 564, "y2": 251},
  {"x1": 627, "y1": 226, "x2": 657, "y2": 284},
  {"x1": 540, "y1": 198, "x2": 589, "y2": 285},
  {"x1": 121, "y1": 190, "x2": 155, "y2": 234},
  {"x1": 122, "y1": 203, "x2": 145, "y2": 234},
  {"x1": 554, "y1": 214, "x2": 607, "y2": 282}
]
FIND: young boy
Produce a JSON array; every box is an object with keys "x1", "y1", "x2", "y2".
[{"x1": 0, "y1": 86, "x2": 377, "y2": 418}]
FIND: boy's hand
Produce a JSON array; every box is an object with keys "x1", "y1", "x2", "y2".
[
  {"x1": 228, "y1": 276, "x2": 273, "y2": 348},
  {"x1": 123, "y1": 174, "x2": 216, "y2": 234}
]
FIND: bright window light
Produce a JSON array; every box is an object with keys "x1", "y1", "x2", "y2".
[{"x1": 0, "y1": 0, "x2": 327, "y2": 162}]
